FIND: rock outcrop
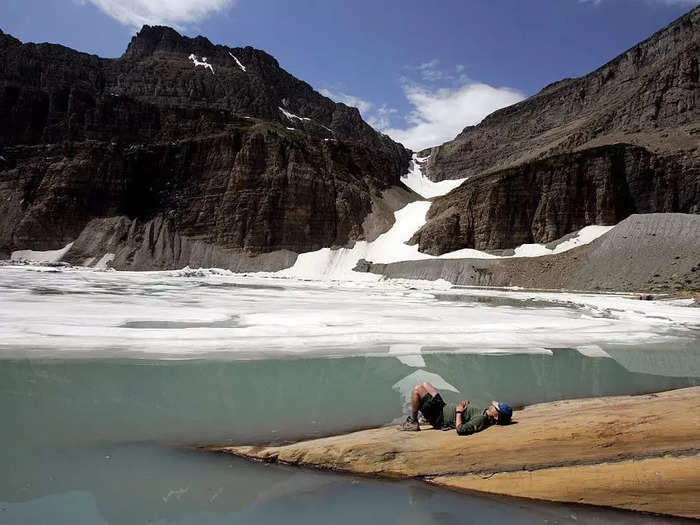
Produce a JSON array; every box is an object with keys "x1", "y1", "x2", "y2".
[
  {"x1": 205, "y1": 386, "x2": 700, "y2": 519},
  {"x1": 409, "y1": 144, "x2": 698, "y2": 254},
  {"x1": 0, "y1": 26, "x2": 411, "y2": 267},
  {"x1": 369, "y1": 213, "x2": 700, "y2": 293},
  {"x1": 421, "y1": 6, "x2": 699, "y2": 181}
]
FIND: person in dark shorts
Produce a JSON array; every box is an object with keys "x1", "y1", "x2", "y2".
[{"x1": 399, "y1": 382, "x2": 512, "y2": 435}]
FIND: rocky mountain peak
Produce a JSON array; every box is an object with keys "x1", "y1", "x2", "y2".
[
  {"x1": 123, "y1": 25, "x2": 214, "y2": 59},
  {"x1": 121, "y1": 25, "x2": 281, "y2": 73},
  {"x1": 0, "y1": 26, "x2": 411, "y2": 267}
]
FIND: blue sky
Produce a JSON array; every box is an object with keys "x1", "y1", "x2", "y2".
[{"x1": 1, "y1": 0, "x2": 697, "y2": 149}]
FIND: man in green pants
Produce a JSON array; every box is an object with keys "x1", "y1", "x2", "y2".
[{"x1": 399, "y1": 382, "x2": 512, "y2": 434}]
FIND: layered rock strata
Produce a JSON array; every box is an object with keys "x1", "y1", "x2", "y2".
[
  {"x1": 409, "y1": 144, "x2": 698, "y2": 254},
  {"x1": 0, "y1": 26, "x2": 411, "y2": 267},
  {"x1": 421, "y1": 6, "x2": 699, "y2": 181},
  {"x1": 205, "y1": 386, "x2": 700, "y2": 519}
]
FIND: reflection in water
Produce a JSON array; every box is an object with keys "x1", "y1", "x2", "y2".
[{"x1": 1, "y1": 352, "x2": 698, "y2": 524}]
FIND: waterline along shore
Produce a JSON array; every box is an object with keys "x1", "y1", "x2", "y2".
[{"x1": 205, "y1": 386, "x2": 700, "y2": 519}]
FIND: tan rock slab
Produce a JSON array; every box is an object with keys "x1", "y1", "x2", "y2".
[
  {"x1": 431, "y1": 455, "x2": 700, "y2": 519},
  {"x1": 205, "y1": 387, "x2": 700, "y2": 518}
]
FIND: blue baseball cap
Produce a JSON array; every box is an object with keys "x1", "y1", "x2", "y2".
[{"x1": 494, "y1": 402, "x2": 513, "y2": 423}]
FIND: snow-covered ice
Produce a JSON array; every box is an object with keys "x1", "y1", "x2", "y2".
[
  {"x1": 228, "y1": 52, "x2": 246, "y2": 72},
  {"x1": 11, "y1": 242, "x2": 73, "y2": 263},
  {"x1": 0, "y1": 265, "x2": 697, "y2": 360},
  {"x1": 188, "y1": 54, "x2": 214, "y2": 74},
  {"x1": 512, "y1": 225, "x2": 615, "y2": 257},
  {"x1": 401, "y1": 154, "x2": 467, "y2": 199},
  {"x1": 575, "y1": 345, "x2": 612, "y2": 358}
]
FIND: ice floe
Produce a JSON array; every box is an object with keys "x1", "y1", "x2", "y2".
[
  {"x1": 575, "y1": 345, "x2": 612, "y2": 358},
  {"x1": 0, "y1": 265, "x2": 697, "y2": 359},
  {"x1": 393, "y1": 370, "x2": 460, "y2": 403},
  {"x1": 388, "y1": 344, "x2": 426, "y2": 368}
]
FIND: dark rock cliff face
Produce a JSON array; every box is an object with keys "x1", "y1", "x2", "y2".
[
  {"x1": 409, "y1": 7, "x2": 699, "y2": 257},
  {"x1": 410, "y1": 144, "x2": 698, "y2": 254},
  {"x1": 421, "y1": 6, "x2": 699, "y2": 181},
  {"x1": 0, "y1": 26, "x2": 411, "y2": 266}
]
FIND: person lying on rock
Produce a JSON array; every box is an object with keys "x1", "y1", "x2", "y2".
[{"x1": 399, "y1": 382, "x2": 512, "y2": 434}]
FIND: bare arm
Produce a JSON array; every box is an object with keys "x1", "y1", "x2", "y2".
[{"x1": 455, "y1": 400, "x2": 470, "y2": 434}]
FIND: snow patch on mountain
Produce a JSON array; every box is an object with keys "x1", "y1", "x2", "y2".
[
  {"x1": 279, "y1": 107, "x2": 311, "y2": 122},
  {"x1": 11, "y1": 242, "x2": 74, "y2": 263},
  {"x1": 272, "y1": 158, "x2": 613, "y2": 282},
  {"x1": 401, "y1": 154, "x2": 467, "y2": 199},
  {"x1": 188, "y1": 54, "x2": 214, "y2": 74},
  {"x1": 228, "y1": 52, "x2": 246, "y2": 72}
]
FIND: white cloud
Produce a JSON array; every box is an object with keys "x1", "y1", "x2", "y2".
[
  {"x1": 79, "y1": 0, "x2": 234, "y2": 29},
  {"x1": 321, "y1": 67, "x2": 525, "y2": 152},
  {"x1": 366, "y1": 105, "x2": 398, "y2": 130},
  {"x1": 319, "y1": 88, "x2": 374, "y2": 115},
  {"x1": 408, "y1": 59, "x2": 468, "y2": 84},
  {"x1": 321, "y1": 88, "x2": 400, "y2": 133},
  {"x1": 382, "y1": 82, "x2": 525, "y2": 151}
]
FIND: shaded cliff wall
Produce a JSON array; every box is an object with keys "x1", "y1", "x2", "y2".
[
  {"x1": 409, "y1": 144, "x2": 698, "y2": 255},
  {"x1": 0, "y1": 26, "x2": 411, "y2": 262}
]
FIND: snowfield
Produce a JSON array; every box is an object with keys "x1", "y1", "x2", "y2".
[
  {"x1": 400, "y1": 154, "x2": 467, "y2": 198},
  {"x1": 271, "y1": 154, "x2": 614, "y2": 281}
]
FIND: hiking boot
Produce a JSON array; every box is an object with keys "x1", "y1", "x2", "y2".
[{"x1": 398, "y1": 416, "x2": 419, "y2": 431}]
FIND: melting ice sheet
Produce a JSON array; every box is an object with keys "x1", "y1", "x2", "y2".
[
  {"x1": 274, "y1": 155, "x2": 613, "y2": 280},
  {"x1": 0, "y1": 265, "x2": 698, "y2": 359}
]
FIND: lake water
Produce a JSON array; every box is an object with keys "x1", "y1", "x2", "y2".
[{"x1": 1, "y1": 264, "x2": 698, "y2": 524}]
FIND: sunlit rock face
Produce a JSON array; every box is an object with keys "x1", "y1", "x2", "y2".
[
  {"x1": 421, "y1": 7, "x2": 700, "y2": 183},
  {"x1": 0, "y1": 26, "x2": 410, "y2": 267}
]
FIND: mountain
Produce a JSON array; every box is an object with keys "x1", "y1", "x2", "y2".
[
  {"x1": 410, "y1": 6, "x2": 698, "y2": 255},
  {"x1": 0, "y1": 26, "x2": 412, "y2": 270}
]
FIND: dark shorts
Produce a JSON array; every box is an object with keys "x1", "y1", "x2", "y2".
[{"x1": 419, "y1": 393, "x2": 446, "y2": 428}]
